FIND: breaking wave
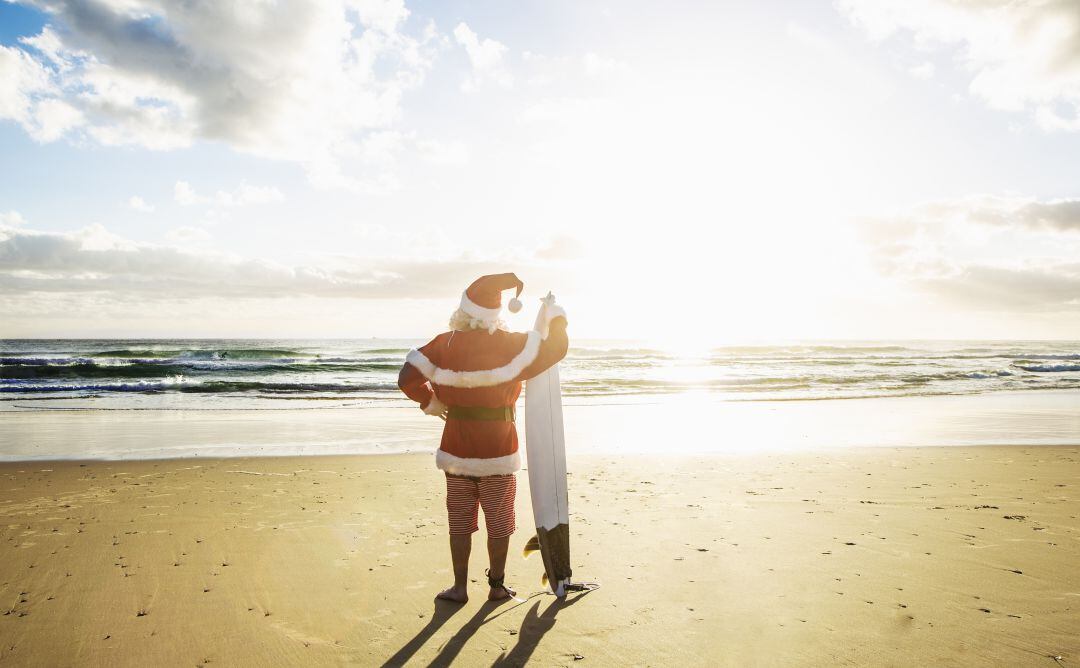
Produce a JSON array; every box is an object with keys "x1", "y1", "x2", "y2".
[{"x1": 2, "y1": 338, "x2": 1078, "y2": 407}]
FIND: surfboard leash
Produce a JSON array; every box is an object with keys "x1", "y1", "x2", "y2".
[{"x1": 486, "y1": 569, "x2": 527, "y2": 603}]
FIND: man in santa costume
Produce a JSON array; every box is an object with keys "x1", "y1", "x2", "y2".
[{"x1": 398, "y1": 273, "x2": 568, "y2": 603}]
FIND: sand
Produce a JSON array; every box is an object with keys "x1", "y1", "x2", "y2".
[{"x1": 0, "y1": 447, "x2": 1078, "y2": 666}]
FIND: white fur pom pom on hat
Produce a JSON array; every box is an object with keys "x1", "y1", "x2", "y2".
[{"x1": 508, "y1": 297, "x2": 522, "y2": 313}]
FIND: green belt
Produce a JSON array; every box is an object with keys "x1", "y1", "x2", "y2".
[{"x1": 446, "y1": 405, "x2": 516, "y2": 422}]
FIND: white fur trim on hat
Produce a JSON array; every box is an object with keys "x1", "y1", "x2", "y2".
[
  {"x1": 422, "y1": 394, "x2": 448, "y2": 416},
  {"x1": 406, "y1": 330, "x2": 541, "y2": 388},
  {"x1": 436, "y1": 448, "x2": 521, "y2": 476},
  {"x1": 460, "y1": 291, "x2": 502, "y2": 322}
]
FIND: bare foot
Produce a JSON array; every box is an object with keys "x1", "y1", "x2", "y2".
[
  {"x1": 489, "y1": 584, "x2": 516, "y2": 602},
  {"x1": 435, "y1": 586, "x2": 467, "y2": 603}
]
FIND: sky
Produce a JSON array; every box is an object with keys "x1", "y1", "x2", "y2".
[{"x1": 2, "y1": 0, "x2": 1080, "y2": 343}]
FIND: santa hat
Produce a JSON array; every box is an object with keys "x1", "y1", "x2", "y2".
[{"x1": 460, "y1": 273, "x2": 524, "y2": 322}]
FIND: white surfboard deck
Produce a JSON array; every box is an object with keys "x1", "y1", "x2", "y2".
[
  {"x1": 524, "y1": 294, "x2": 576, "y2": 597},
  {"x1": 525, "y1": 295, "x2": 569, "y2": 527}
]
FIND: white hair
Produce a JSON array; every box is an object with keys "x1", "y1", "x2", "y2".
[{"x1": 448, "y1": 308, "x2": 507, "y2": 335}]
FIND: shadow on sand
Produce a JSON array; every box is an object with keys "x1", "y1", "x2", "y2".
[
  {"x1": 379, "y1": 599, "x2": 463, "y2": 668},
  {"x1": 380, "y1": 589, "x2": 594, "y2": 668},
  {"x1": 492, "y1": 589, "x2": 593, "y2": 667}
]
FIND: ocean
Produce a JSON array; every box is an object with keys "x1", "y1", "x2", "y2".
[{"x1": 2, "y1": 338, "x2": 1079, "y2": 411}]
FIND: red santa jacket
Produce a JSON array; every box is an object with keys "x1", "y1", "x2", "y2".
[{"x1": 398, "y1": 310, "x2": 568, "y2": 476}]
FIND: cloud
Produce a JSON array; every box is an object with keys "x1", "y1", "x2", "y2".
[
  {"x1": 838, "y1": 0, "x2": 1080, "y2": 130},
  {"x1": 28, "y1": 97, "x2": 83, "y2": 141},
  {"x1": 0, "y1": 210, "x2": 27, "y2": 226},
  {"x1": 173, "y1": 181, "x2": 199, "y2": 206},
  {"x1": 0, "y1": 42, "x2": 84, "y2": 141},
  {"x1": 923, "y1": 263, "x2": 1080, "y2": 311},
  {"x1": 165, "y1": 225, "x2": 210, "y2": 243},
  {"x1": 0, "y1": 44, "x2": 49, "y2": 122},
  {"x1": 348, "y1": 0, "x2": 410, "y2": 33},
  {"x1": 128, "y1": 196, "x2": 154, "y2": 213},
  {"x1": 173, "y1": 181, "x2": 285, "y2": 207},
  {"x1": 859, "y1": 194, "x2": 1080, "y2": 311},
  {"x1": 1011, "y1": 199, "x2": 1080, "y2": 232},
  {"x1": 901, "y1": 194, "x2": 1080, "y2": 233},
  {"x1": 453, "y1": 22, "x2": 512, "y2": 90},
  {"x1": 0, "y1": 222, "x2": 544, "y2": 301},
  {"x1": 536, "y1": 235, "x2": 585, "y2": 260},
  {"x1": 0, "y1": 1, "x2": 439, "y2": 179}
]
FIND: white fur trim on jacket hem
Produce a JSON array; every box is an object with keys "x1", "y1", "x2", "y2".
[
  {"x1": 460, "y1": 292, "x2": 502, "y2": 322},
  {"x1": 406, "y1": 330, "x2": 541, "y2": 388},
  {"x1": 436, "y1": 449, "x2": 521, "y2": 476},
  {"x1": 422, "y1": 394, "x2": 448, "y2": 416}
]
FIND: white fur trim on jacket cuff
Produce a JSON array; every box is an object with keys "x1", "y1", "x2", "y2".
[
  {"x1": 406, "y1": 330, "x2": 541, "y2": 388},
  {"x1": 538, "y1": 304, "x2": 567, "y2": 340},
  {"x1": 436, "y1": 449, "x2": 522, "y2": 476},
  {"x1": 422, "y1": 394, "x2": 448, "y2": 416},
  {"x1": 544, "y1": 305, "x2": 566, "y2": 337}
]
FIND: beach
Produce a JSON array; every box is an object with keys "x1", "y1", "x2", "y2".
[
  {"x1": 3, "y1": 339, "x2": 1080, "y2": 666},
  {"x1": 6, "y1": 0, "x2": 1080, "y2": 661},
  {"x1": 1, "y1": 443, "x2": 1077, "y2": 666}
]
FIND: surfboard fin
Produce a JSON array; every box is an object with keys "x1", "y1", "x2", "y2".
[{"x1": 522, "y1": 535, "x2": 540, "y2": 558}]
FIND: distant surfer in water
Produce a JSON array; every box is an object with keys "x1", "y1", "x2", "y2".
[{"x1": 398, "y1": 273, "x2": 568, "y2": 603}]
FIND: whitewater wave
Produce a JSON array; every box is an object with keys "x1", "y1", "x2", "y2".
[
  {"x1": 0, "y1": 379, "x2": 397, "y2": 394},
  {"x1": 1013, "y1": 362, "x2": 1080, "y2": 373},
  {"x1": 1, "y1": 357, "x2": 401, "y2": 379},
  {"x1": 3, "y1": 339, "x2": 1077, "y2": 406},
  {"x1": 87, "y1": 347, "x2": 314, "y2": 360}
]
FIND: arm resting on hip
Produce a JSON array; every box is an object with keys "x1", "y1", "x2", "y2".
[{"x1": 398, "y1": 362, "x2": 446, "y2": 414}]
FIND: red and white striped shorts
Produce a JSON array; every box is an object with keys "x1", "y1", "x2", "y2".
[{"x1": 445, "y1": 472, "x2": 516, "y2": 538}]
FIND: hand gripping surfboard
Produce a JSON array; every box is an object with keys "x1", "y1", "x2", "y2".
[{"x1": 522, "y1": 293, "x2": 600, "y2": 597}]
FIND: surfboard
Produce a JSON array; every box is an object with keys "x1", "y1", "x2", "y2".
[{"x1": 522, "y1": 293, "x2": 598, "y2": 597}]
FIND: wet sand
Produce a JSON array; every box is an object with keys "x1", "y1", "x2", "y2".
[
  {"x1": 3, "y1": 390, "x2": 1080, "y2": 461},
  {"x1": 0, "y1": 447, "x2": 1077, "y2": 666}
]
